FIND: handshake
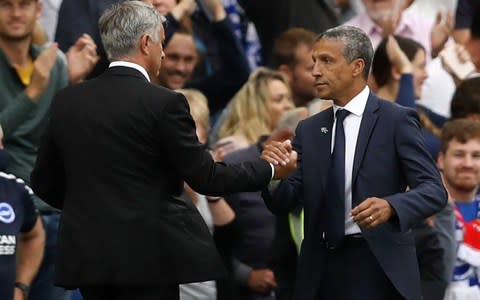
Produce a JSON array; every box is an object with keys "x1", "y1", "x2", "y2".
[{"x1": 261, "y1": 140, "x2": 297, "y2": 180}]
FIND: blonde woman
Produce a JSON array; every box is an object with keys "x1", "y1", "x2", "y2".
[{"x1": 216, "y1": 67, "x2": 295, "y2": 157}]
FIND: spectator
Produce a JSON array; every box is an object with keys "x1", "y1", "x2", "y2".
[
  {"x1": 237, "y1": 0, "x2": 339, "y2": 64},
  {"x1": 0, "y1": 0, "x2": 93, "y2": 299},
  {"x1": 0, "y1": 145, "x2": 45, "y2": 300},
  {"x1": 438, "y1": 119, "x2": 480, "y2": 300},
  {"x1": 150, "y1": 0, "x2": 251, "y2": 117},
  {"x1": 272, "y1": 28, "x2": 317, "y2": 107},
  {"x1": 346, "y1": 0, "x2": 453, "y2": 59},
  {"x1": 418, "y1": 3, "x2": 480, "y2": 117},
  {"x1": 216, "y1": 67, "x2": 294, "y2": 155}
]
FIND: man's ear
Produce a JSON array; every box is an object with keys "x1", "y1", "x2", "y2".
[
  {"x1": 139, "y1": 34, "x2": 150, "y2": 55},
  {"x1": 351, "y1": 58, "x2": 365, "y2": 78},
  {"x1": 437, "y1": 152, "x2": 445, "y2": 171}
]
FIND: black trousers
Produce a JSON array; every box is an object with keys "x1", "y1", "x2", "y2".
[
  {"x1": 80, "y1": 285, "x2": 179, "y2": 300},
  {"x1": 316, "y1": 236, "x2": 405, "y2": 300}
]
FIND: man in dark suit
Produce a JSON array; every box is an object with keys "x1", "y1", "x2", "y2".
[
  {"x1": 261, "y1": 26, "x2": 447, "y2": 300},
  {"x1": 30, "y1": 2, "x2": 294, "y2": 300}
]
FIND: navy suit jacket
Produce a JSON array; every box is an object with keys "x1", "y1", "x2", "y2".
[{"x1": 263, "y1": 93, "x2": 447, "y2": 300}]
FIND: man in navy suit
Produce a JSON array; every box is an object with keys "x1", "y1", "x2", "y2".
[{"x1": 261, "y1": 26, "x2": 447, "y2": 300}]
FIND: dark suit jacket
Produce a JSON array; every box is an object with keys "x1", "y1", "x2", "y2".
[
  {"x1": 263, "y1": 93, "x2": 447, "y2": 300},
  {"x1": 30, "y1": 66, "x2": 272, "y2": 288}
]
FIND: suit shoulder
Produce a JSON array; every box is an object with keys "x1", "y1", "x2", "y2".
[
  {"x1": 376, "y1": 97, "x2": 416, "y2": 115},
  {"x1": 300, "y1": 107, "x2": 333, "y2": 127},
  {"x1": 146, "y1": 83, "x2": 183, "y2": 100}
]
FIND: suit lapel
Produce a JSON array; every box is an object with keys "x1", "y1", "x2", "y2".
[
  {"x1": 309, "y1": 108, "x2": 334, "y2": 191},
  {"x1": 352, "y1": 94, "x2": 379, "y2": 188}
]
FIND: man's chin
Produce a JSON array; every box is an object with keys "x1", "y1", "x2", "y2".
[
  {"x1": 453, "y1": 182, "x2": 479, "y2": 194},
  {"x1": 0, "y1": 31, "x2": 31, "y2": 42},
  {"x1": 167, "y1": 81, "x2": 186, "y2": 90}
]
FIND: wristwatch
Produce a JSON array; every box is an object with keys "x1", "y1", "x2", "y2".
[{"x1": 14, "y1": 282, "x2": 30, "y2": 299}]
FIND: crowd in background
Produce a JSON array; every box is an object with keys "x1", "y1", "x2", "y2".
[{"x1": 1, "y1": 0, "x2": 480, "y2": 299}]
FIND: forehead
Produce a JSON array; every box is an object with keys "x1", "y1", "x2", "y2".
[
  {"x1": 294, "y1": 44, "x2": 313, "y2": 61},
  {"x1": 165, "y1": 33, "x2": 196, "y2": 54},
  {"x1": 412, "y1": 49, "x2": 426, "y2": 63},
  {"x1": 268, "y1": 79, "x2": 288, "y2": 92},
  {"x1": 312, "y1": 39, "x2": 345, "y2": 56},
  {"x1": 448, "y1": 138, "x2": 480, "y2": 151}
]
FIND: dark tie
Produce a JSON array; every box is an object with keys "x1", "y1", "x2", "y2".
[{"x1": 323, "y1": 109, "x2": 350, "y2": 248}]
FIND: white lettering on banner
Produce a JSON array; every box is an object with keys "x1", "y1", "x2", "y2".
[
  {"x1": 0, "y1": 245, "x2": 15, "y2": 255},
  {"x1": 0, "y1": 235, "x2": 16, "y2": 244},
  {"x1": 0, "y1": 235, "x2": 16, "y2": 255}
]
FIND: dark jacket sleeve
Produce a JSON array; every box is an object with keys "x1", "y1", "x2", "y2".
[{"x1": 157, "y1": 93, "x2": 271, "y2": 195}]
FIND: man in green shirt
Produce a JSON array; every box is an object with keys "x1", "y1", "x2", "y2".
[{"x1": 0, "y1": 0, "x2": 97, "y2": 299}]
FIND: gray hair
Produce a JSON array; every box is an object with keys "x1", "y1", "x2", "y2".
[
  {"x1": 316, "y1": 25, "x2": 373, "y2": 80},
  {"x1": 99, "y1": 1, "x2": 166, "y2": 60}
]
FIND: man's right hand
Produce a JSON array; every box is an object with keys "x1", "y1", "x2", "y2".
[
  {"x1": 261, "y1": 140, "x2": 297, "y2": 180},
  {"x1": 247, "y1": 269, "x2": 277, "y2": 294},
  {"x1": 25, "y1": 43, "x2": 58, "y2": 102}
]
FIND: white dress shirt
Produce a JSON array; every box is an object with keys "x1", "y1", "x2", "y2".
[
  {"x1": 331, "y1": 86, "x2": 370, "y2": 235},
  {"x1": 109, "y1": 61, "x2": 151, "y2": 82}
]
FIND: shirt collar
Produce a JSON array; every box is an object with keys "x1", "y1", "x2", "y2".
[
  {"x1": 333, "y1": 86, "x2": 370, "y2": 118},
  {"x1": 109, "y1": 61, "x2": 151, "y2": 82}
]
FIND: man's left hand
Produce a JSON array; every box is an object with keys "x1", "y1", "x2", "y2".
[{"x1": 351, "y1": 197, "x2": 395, "y2": 229}]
